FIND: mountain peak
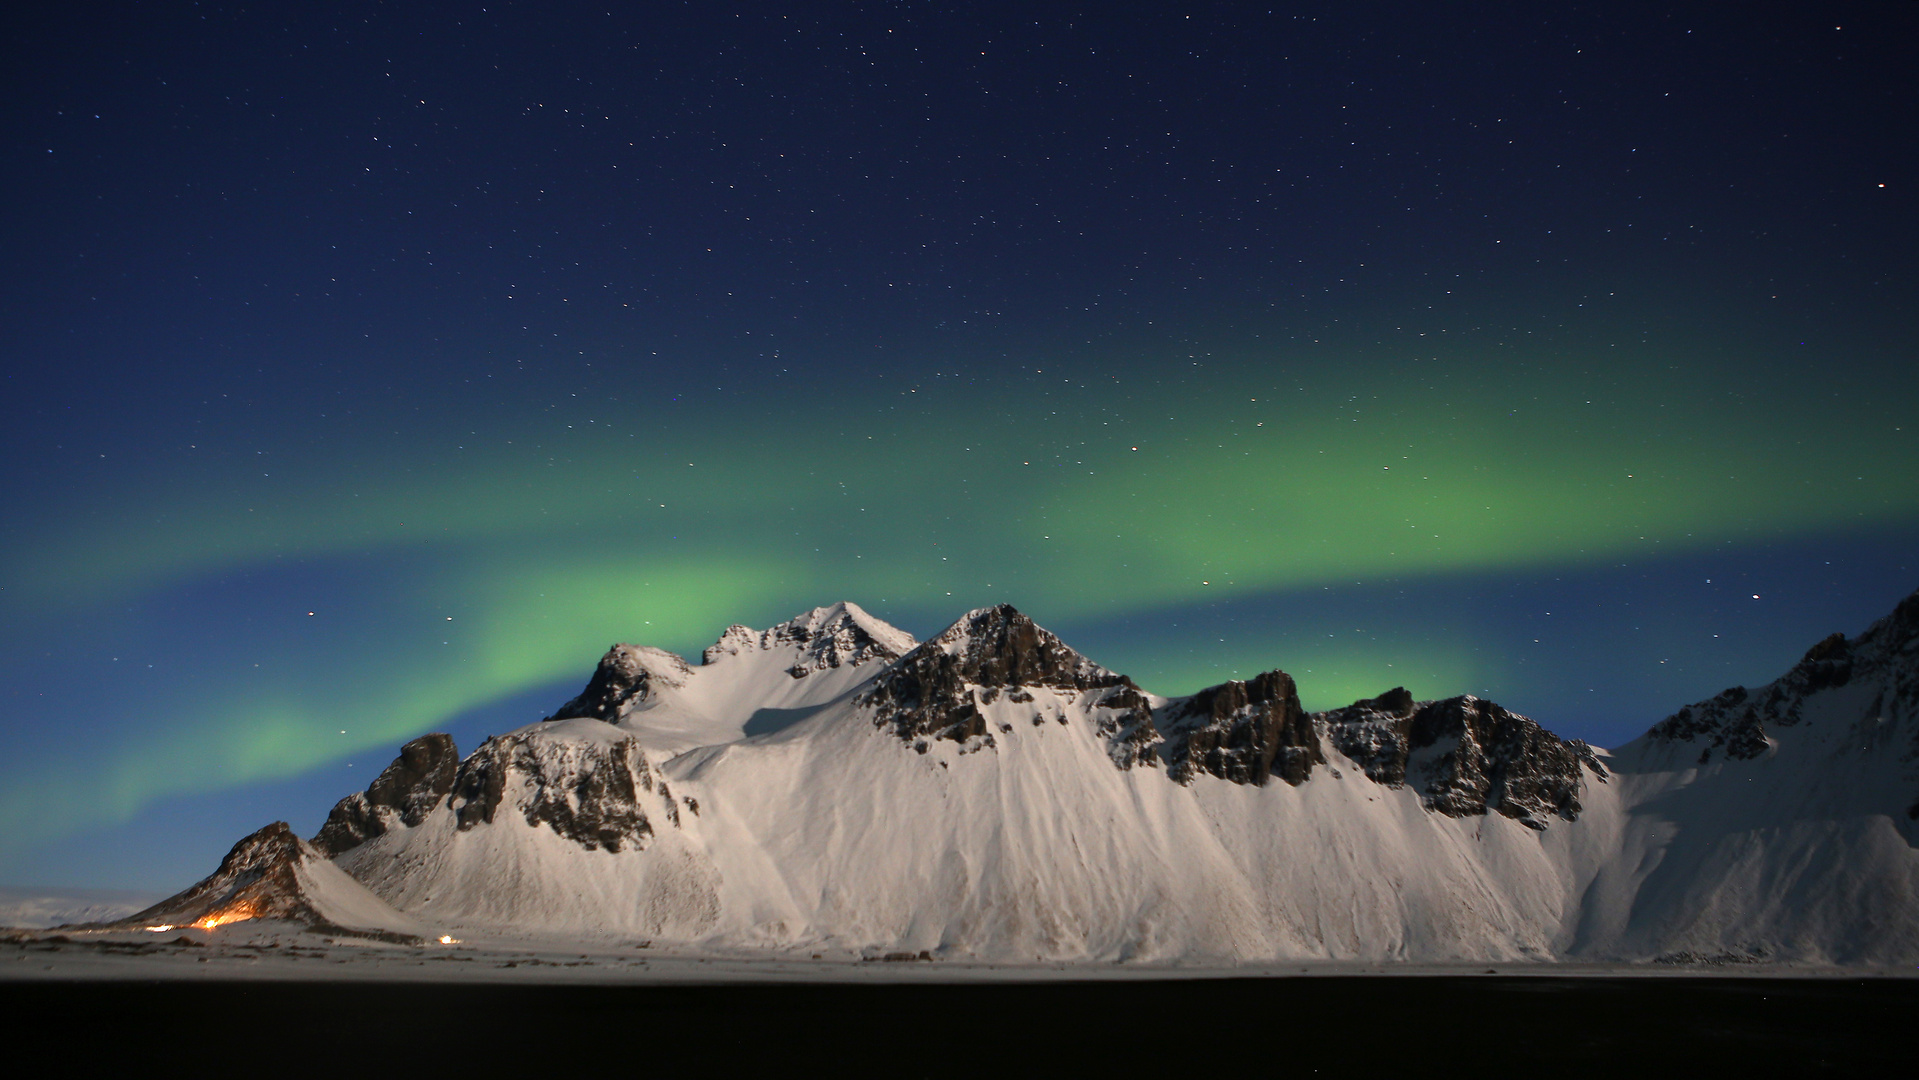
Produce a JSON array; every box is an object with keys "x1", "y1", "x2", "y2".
[
  {"x1": 919, "y1": 604, "x2": 1118, "y2": 688},
  {"x1": 543, "y1": 644, "x2": 690, "y2": 723},
  {"x1": 701, "y1": 600, "x2": 916, "y2": 674},
  {"x1": 860, "y1": 604, "x2": 1156, "y2": 761},
  {"x1": 106, "y1": 822, "x2": 423, "y2": 941}
]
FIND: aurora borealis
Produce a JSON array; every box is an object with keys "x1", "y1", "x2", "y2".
[{"x1": 4, "y1": 3, "x2": 1917, "y2": 889}]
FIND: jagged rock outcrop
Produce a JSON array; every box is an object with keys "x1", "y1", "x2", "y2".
[
  {"x1": 313, "y1": 734, "x2": 459, "y2": 856},
  {"x1": 702, "y1": 601, "x2": 915, "y2": 676},
  {"x1": 451, "y1": 731, "x2": 671, "y2": 852},
  {"x1": 108, "y1": 823, "x2": 420, "y2": 942},
  {"x1": 1649, "y1": 592, "x2": 1919, "y2": 765},
  {"x1": 1321, "y1": 687, "x2": 1423, "y2": 784},
  {"x1": 1160, "y1": 670, "x2": 1323, "y2": 786},
  {"x1": 543, "y1": 644, "x2": 690, "y2": 723},
  {"x1": 858, "y1": 604, "x2": 1161, "y2": 766},
  {"x1": 1322, "y1": 689, "x2": 1605, "y2": 828}
]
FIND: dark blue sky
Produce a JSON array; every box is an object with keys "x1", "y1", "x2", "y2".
[{"x1": 4, "y1": 1, "x2": 1917, "y2": 890}]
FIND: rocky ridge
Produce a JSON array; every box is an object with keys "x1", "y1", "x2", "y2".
[
  {"x1": 1649, "y1": 590, "x2": 1919, "y2": 768},
  {"x1": 857, "y1": 604, "x2": 1161, "y2": 766},
  {"x1": 317, "y1": 604, "x2": 1617, "y2": 870},
  {"x1": 1158, "y1": 670, "x2": 1323, "y2": 786},
  {"x1": 315, "y1": 725, "x2": 679, "y2": 857}
]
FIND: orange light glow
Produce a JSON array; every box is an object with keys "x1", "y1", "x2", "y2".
[{"x1": 193, "y1": 901, "x2": 259, "y2": 931}]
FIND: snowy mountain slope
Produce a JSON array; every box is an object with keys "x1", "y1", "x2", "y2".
[
  {"x1": 1559, "y1": 590, "x2": 1919, "y2": 964},
  {"x1": 537, "y1": 601, "x2": 915, "y2": 753},
  {"x1": 200, "y1": 591, "x2": 1919, "y2": 963}
]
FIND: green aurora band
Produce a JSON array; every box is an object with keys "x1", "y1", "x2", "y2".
[{"x1": 2, "y1": 334, "x2": 1915, "y2": 859}]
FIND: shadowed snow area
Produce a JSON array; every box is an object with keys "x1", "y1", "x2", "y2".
[
  {"x1": 0, "y1": 887, "x2": 158, "y2": 929},
  {"x1": 127, "y1": 595, "x2": 1919, "y2": 966}
]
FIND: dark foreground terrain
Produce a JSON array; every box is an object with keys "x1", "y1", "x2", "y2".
[{"x1": 3, "y1": 975, "x2": 1910, "y2": 1073}]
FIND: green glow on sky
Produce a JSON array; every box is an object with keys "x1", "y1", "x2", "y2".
[
  {"x1": 14, "y1": 345, "x2": 1913, "y2": 613},
  {"x1": 2, "y1": 334, "x2": 1914, "y2": 857}
]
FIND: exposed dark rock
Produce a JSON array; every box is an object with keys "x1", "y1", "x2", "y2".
[
  {"x1": 1322, "y1": 691, "x2": 1604, "y2": 828},
  {"x1": 313, "y1": 734, "x2": 459, "y2": 856},
  {"x1": 1092, "y1": 682, "x2": 1163, "y2": 770},
  {"x1": 1160, "y1": 670, "x2": 1323, "y2": 786},
  {"x1": 1407, "y1": 697, "x2": 1604, "y2": 826},
  {"x1": 858, "y1": 604, "x2": 1160, "y2": 765},
  {"x1": 1803, "y1": 631, "x2": 1847, "y2": 664},
  {"x1": 543, "y1": 644, "x2": 687, "y2": 722},
  {"x1": 451, "y1": 732, "x2": 658, "y2": 852},
  {"x1": 1318, "y1": 687, "x2": 1421, "y2": 786},
  {"x1": 1652, "y1": 945, "x2": 1770, "y2": 966}
]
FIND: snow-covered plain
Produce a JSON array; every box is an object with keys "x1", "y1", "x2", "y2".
[
  {"x1": 7, "y1": 920, "x2": 1911, "y2": 983},
  {"x1": 16, "y1": 596, "x2": 1919, "y2": 976}
]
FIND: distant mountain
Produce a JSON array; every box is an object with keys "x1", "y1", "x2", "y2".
[
  {"x1": 0, "y1": 887, "x2": 157, "y2": 929},
  {"x1": 168, "y1": 595, "x2": 1919, "y2": 963}
]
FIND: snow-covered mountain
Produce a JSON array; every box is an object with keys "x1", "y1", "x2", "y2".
[{"x1": 173, "y1": 595, "x2": 1919, "y2": 963}]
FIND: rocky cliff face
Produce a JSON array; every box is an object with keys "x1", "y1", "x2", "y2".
[
  {"x1": 1322, "y1": 689, "x2": 1606, "y2": 828},
  {"x1": 451, "y1": 730, "x2": 674, "y2": 852},
  {"x1": 314, "y1": 734, "x2": 459, "y2": 856},
  {"x1": 858, "y1": 604, "x2": 1161, "y2": 766},
  {"x1": 1159, "y1": 670, "x2": 1323, "y2": 786},
  {"x1": 542, "y1": 644, "x2": 690, "y2": 723}
]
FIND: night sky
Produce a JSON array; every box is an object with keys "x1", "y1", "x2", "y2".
[{"x1": 5, "y1": 2, "x2": 1917, "y2": 891}]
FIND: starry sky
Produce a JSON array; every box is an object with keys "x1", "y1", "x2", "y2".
[{"x1": 4, "y1": 1, "x2": 1917, "y2": 891}]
